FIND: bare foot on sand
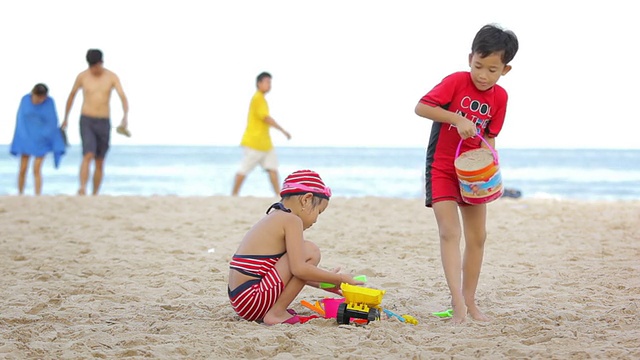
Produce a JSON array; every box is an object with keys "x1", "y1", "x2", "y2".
[
  {"x1": 77, "y1": 189, "x2": 86, "y2": 196},
  {"x1": 450, "y1": 302, "x2": 467, "y2": 324},
  {"x1": 262, "y1": 309, "x2": 298, "y2": 325},
  {"x1": 467, "y1": 303, "x2": 491, "y2": 322}
]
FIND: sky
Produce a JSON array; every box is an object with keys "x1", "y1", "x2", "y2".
[{"x1": 0, "y1": 0, "x2": 638, "y2": 149}]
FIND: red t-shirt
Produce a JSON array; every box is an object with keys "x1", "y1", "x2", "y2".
[{"x1": 420, "y1": 71, "x2": 508, "y2": 172}]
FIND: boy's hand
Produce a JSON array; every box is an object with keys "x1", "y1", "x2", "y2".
[{"x1": 454, "y1": 116, "x2": 477, "y2": 139}]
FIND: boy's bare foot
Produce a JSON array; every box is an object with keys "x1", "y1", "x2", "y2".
[
  {"x1": 450, "y1": 302, "x2": 467, "y2": 324},
  {"x1": 77, "y1": 189, "x2": 86, "y2": 196},
  {"x1": 467, "y1": 303, "x2": 491, "y2": 322}
]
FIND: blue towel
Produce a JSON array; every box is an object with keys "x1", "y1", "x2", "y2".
[{"x1": 10, "y1": 94, "x2": 66, "y2": 168}]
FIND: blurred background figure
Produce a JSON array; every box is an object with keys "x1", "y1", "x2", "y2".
[
  {"x1": 10, "y1": 83, "x2": 66, "y2": 195},
  {"x1": 232, "y1": 72, "x2": 291, "y2": 196}
]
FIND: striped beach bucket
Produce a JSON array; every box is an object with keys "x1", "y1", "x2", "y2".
[{"x1": 454, "y1": 137, "x2": 504, "y2": 205}]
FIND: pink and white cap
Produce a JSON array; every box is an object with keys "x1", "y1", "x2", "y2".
[{"x1": 280, "y1": 170, "x2": 332, "y2": 199}]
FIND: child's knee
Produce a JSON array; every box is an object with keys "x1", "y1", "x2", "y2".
[
  {"x1": 465, "y1": 230, "x2": 487, "y2": 247},
  {"x1": 304, "y1": 241, "x2": 321, "y2": 265},
  {"x1": 439, "y1": 227, "x2": 461, "y2": 243}
]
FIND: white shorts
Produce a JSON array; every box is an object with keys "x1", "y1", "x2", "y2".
[{"x1": 237, "y1": 147, "x2": 279, "y2": 175}]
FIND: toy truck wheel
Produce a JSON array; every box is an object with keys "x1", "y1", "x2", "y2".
[
  {"x1": 367, "y1": 308, "x2": 380, "y2": 323},
  {"x1": 336, "y1": 303, "x2": 350, "y2": 325}
]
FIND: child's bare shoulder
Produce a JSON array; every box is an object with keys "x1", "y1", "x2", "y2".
[{"x1": 268, "y1": 210, "x2": 303, "y2": 229}]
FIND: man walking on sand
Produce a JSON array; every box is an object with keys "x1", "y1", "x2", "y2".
[
  {"x1": 61, "y1": 49, "x2": 129, "y2": 195},
  {"x1": 232, "y1": 72, "x2": 291, "y2": 196}
]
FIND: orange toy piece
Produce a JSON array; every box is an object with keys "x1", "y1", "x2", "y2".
[{"x1": 300, "y1": 300, "x2": 325, "y2": 317}]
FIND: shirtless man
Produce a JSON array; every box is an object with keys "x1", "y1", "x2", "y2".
[{"x1": 61, "y1": 49, "x2": 129, "y2": 195}]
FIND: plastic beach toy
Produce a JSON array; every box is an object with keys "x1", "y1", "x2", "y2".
[
  {"x1": 432, "y1": 309, "x2": 453, "y2": 318},
  {"x1": 300, "y1": 300, "x2": 325, "y2": 317},
  {"x1": 454, "y1": 136, "x2": 503, "y2": 205},
  {"x1": 336, "y1": 283, "x2": 386, "y2": 325},
  {"x1": 382, "y1": 308, "x2": 418, "y2": 325},
  {"x1": 321, "y1": 298, "x2": 345, "y2": 318},
  {"x1": 319, "y1": 275, "x2": 367, "y2": 289}
]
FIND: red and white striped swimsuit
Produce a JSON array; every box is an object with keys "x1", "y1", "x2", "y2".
[{"x1": 228, "y1": 252, "x2": 285, "y2": 321}]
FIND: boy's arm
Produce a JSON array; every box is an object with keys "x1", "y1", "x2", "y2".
[
  {"x1": 482, "y1": 136, "x2": 496, "y2": 149},
  {"x1": 61, "y1": 75, "x2": 82, "y2": 130},
  {"x1": 415, "y1": 102, "x2": 477, "y2": 139},
  {"x1": 265, "y1": 116, "x2": 291, "y2": 140}
]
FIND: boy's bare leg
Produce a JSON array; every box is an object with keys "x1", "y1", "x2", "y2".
[
  {"x1": 432, "y1": 200, "x2": 466, "y2": 324},
  {"x1": 460, "y1": 204, "x2": 490, "y2": 321},
  {"x1": 93, "y1": 158, "x2": 105, "y2": 195},
  {"x1": 18, "y1": 155, "x2": 29, "y2": 195},
  {"x1": 263, "y1": 241, "x2": 321, "y2": 325},
  {"x1": 33, "y1": 157, "x2": 44, "y2": 196},
  {"x1": 267, "y1": 170, "x2": 280, "y2": 196},
  {"x1": 78, "y1": 153, "x2": 94, "y2": 195},
  {"x1": 231, "y1": 174, "x2": 245, "y2": 196}
]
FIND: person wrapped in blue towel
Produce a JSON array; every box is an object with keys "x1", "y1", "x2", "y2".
[{"x1": 10, "y1": 83, "x2": 66, "y2": 195}]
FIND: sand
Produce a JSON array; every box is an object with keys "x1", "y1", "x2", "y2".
[{"x1": 1, "y1": 196, "x2": 638, "y2": 359}]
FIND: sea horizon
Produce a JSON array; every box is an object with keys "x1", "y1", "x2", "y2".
[
  {"x1": 1, "y1": 145, "x2": 639, "y2": 200},
  {"x1": 2, "y1": 143, "x2": 639, "y2": 151}
]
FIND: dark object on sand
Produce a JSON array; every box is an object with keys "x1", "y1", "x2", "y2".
[{"x1": 502, "y1": 188, "x2": 522, "y2": 199}]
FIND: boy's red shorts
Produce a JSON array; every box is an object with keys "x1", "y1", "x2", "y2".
[{"x1": 425, "y1": 167, "x2": 469, "y2": 208}]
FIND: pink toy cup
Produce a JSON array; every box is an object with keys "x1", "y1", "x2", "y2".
[{"x1": 321, "y1": 298, "x2": 345, "y2": 319}]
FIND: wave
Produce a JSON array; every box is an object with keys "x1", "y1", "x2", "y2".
[{"x1": 501, "y1": 167, "x2": 640, "y2": 183}]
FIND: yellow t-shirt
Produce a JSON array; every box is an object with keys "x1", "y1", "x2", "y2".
[{"x1": 240, "y1": 91, "x2": 272, "y2": 151}]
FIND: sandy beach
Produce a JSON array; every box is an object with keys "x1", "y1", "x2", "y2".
[{"x1": 1, "y1": 195, "x2": 638, "y2": 359}]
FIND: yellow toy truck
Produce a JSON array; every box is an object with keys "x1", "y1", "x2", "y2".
[{"x1": 336, "y1": 283, "x2": 386, "y2": 325}]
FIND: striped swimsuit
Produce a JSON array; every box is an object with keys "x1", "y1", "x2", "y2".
[
  {"x1": 228, "y1": 252, "x2": 286, "y2": 321},
  {"x1": 228, "y1": 202, "x2": 291, "y2": 321}
]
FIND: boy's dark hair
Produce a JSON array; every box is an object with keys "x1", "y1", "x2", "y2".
[
  {"x1": 86, "y1": 49, "x2": 104, "y2": 66},
  {"x1": 32, "y1": 83, "x2": 49, "y2": 96},
  {"x1": 471, "y1": 24, "x2": 519, "y2": 65},
  {"x1": 256, "y1": 72, "x2": 272, "y2": 84}
]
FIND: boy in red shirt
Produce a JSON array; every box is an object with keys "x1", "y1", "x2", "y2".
[{"x1": 415, "y1": 24, "x2": 519, "y2": 324}]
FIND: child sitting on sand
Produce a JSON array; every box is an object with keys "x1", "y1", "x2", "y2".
[{"x1": 228, "y1": 169, "x2": 363, "y2": 325}]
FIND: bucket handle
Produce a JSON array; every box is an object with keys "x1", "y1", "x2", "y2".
[{"x1": 455, "y1": 135, "x2": 499, "y2": 164}]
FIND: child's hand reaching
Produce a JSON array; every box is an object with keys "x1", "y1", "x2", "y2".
[
  {"x1": 340, "y1": 273, "x2": 365, "y2": 286},
  {"x1": 307, "y1": 267, "x2": 343, "y2": 295},
  {"x1": 321, "y1": 273, "x2": 365, "y2": 295},
  {"x1": 307, "y1": 268, "x2": 366, "y2": 295},
  {"x1": 324, "y1": 267, "x2": 344, "y2": 295}
]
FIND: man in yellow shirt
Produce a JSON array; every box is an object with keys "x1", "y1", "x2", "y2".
[{"x1": 232, "y1": 72, "x2": 291, "y2": 196}]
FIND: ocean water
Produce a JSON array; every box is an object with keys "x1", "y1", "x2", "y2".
[{"x1": 1, "y1": 145, "x2": 639, "y2": 201}]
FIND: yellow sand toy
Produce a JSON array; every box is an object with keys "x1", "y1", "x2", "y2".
[{"x1": 336, "y1": 283, "x2": 386, "y2": 325}]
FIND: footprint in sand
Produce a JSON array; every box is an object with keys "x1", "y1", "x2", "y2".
[{"x1": 26, "y1": 302, "x2": 48, "y2": 315}]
